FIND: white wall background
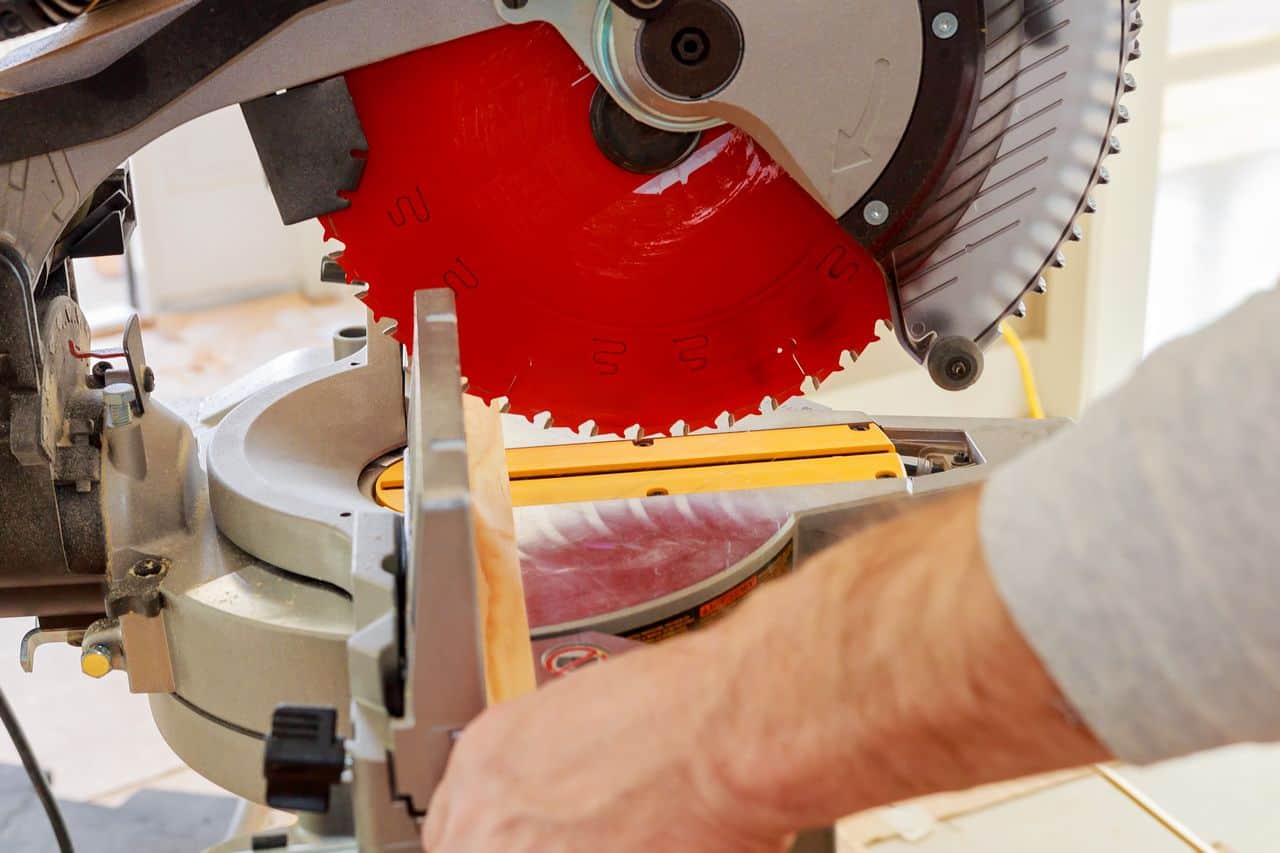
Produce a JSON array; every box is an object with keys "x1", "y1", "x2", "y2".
[{"x1": 129, "y1": 106, "x2": 334, "y2": 313}]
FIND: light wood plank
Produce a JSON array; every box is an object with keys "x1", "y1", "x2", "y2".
[{"x1": 463, "y1": 395, "x2": 537, "y2": 705}]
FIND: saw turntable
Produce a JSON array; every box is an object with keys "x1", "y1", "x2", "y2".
[{"x1": 0, "y1": 0, "x2": 1140, "y2": 849}]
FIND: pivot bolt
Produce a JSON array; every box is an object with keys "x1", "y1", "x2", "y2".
[
  {"x1": 81, "y1": 645, "x2": 113, "y2": 679},
  {"x1": 103, "y1": 382, "x2": 136, "y2": 428},
  {"x1": 932, "y1": 12, "x2": 959, "y2": 39}
]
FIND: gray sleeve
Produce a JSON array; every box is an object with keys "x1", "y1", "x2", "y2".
[{"x1": 980, "y1": 286, "x2": 1280, "y2": 764}]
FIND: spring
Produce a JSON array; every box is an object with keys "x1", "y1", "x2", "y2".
[{"x1": 1, "y1": 0, "x2": 97, "y2": 42}]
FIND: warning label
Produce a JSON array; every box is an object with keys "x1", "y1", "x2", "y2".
[{"x1": 541, "y1": 643, "x2": 610, "y2": 676}]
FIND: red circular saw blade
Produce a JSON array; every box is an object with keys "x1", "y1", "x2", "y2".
[{"x1": 324, "y1": 23, "x2": 888, "y2": 435}]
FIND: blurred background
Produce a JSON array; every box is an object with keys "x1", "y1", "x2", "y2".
[{"x1": 4, "y1": 1, "x2": 1280, "y2": 851}]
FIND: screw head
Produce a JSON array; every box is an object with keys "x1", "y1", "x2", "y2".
[
  {"x1": 863, "y1": 200, "x2": 890, "y2": 226},
  {"x1": 130, "y1": 557, "x2": 168, "y2": 578},
  {"x1": 932, "y1": 12, "x2": 959, "y2": 39}
]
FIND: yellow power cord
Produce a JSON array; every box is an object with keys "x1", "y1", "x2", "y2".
[{"x1": 999, "y1": 321, "x2": 1046, "y2": 420}]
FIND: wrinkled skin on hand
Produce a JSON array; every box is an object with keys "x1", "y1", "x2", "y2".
[{"x1": 421, "y1": 635, "x2": 791, "y2": 853}]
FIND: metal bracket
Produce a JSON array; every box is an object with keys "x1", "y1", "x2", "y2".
[
  {"x1": 19, "y1": 626, "x2": 85, "y2": 673},
  {"x1": 389, "y1": 288, "x2": 487, "y2": 814}
]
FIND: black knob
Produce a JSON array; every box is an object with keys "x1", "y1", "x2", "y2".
[{"x1": 263, "y1": 705, "x2": 345, "y2": 813}]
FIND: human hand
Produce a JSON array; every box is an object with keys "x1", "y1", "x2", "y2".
[{"x1": 420, "y1": 633, "x2": 792, "y2": 853}]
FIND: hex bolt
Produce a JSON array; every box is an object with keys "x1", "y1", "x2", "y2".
[
  {"x1": 673, "y1": 27, "x2": 710, "y2": 66},
  {"x1": 863, "y1": 200, "x2": 890, "y2": 227},
  {"x1": 103, "y1": 382, "x2": 136, "y2": 428},
  {"x1": 932, "y1": 12, "x2": 959, "y2": 39},
  {"x1": 81, "y1": 644, "x2": 113, "y2": 679}
]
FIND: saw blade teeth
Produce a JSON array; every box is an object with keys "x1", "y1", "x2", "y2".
[
  {"x1": 624, "y1": 425, "x2": 646, "y2": 442},
  {"x1": 715, "y1": 412, "x2": 736, "y2": 430},
  {"x1": 838, "y1": 349, "x2": 858, "y2": 369},
  {"x1": 491, "y1": 395, "x2": 512, "y2": 414},
  {"x1": 533, "y1": 411, "x2": 555, "y2": 430},
  {"x1": 801, "y1": 376, "x2": 821, "y2": 395},
  {"x1": 669, "y1": 420, "x2": 690, "y2": 438},
  {"x1": 1032, "y1": 276, "x2": 1049, "y2": 295},
  {"x1": 759, "y1": 396, "x2": 779, "y2": 414},
  {"x1": 577, "y1": 420, "x2": 600, "y2": 438}
]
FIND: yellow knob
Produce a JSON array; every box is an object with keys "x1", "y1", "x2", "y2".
[{"x1": 81, "y1": 646, "x2": 113, "y2": 679}]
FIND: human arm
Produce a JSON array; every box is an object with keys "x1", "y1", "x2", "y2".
[
  {"x1": 421, "y1": 486, "x2": 1107, "y2": 851},
  {"x1": 424, "y1": 286, "x2": 1280, "y2": 851}
]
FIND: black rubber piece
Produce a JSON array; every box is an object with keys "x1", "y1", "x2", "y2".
[
  {"x1": 589, "y1": 85, "x2": 701, "y2": 174},
  {"x1": 241, "y1": 76, "x2": 369, "y2": 225},
  {"x1": 263, "y1": 706, "x2": 346, "y2": 814},
  {"x1": 637, "y1": 0, "x2": 743, "y2": 100},
  {"x1": 926, "y1": 336, "x2": 985, "y2": 391}
]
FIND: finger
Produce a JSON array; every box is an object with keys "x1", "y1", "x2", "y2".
[{"x1": 421, "y1": 780, "x2": 453, "y2": 850}]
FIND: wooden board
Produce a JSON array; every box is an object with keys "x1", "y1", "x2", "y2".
[{"x1": 463, "y1": 395, "x2": 537, "y2": 704}]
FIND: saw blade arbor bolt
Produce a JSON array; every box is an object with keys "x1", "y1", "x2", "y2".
[
  {"x1": 673, "y1": 27, "x2": 710, "y2": 65},
  {"x1": 637, "y1": 0, "x2": 743, "y2": 100},
  {"x1": 863, "y1": 200, "x2": 890, "y2": 226},
  {"x1": 931, "y1": 12, "x2": 959, "y2": 39}
]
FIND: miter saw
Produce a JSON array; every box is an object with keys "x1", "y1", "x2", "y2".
[{"x1": 0, "y1": 0, "x2": 1140, "y2": 850}]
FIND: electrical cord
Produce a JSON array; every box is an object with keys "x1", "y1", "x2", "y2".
[
  {"x1": 999, "y1": 321, "x2": 1046, "y2": 420},
  {"x1": 0, "y1": 684, "x2": 74, "y2": 852}
]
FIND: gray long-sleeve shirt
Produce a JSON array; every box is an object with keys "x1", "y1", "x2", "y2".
[{"x1": 981, "y1": 286, "x2": 1280, "y2": 764}]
